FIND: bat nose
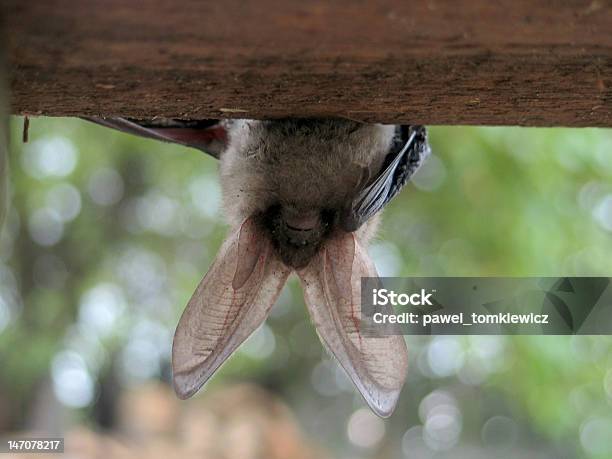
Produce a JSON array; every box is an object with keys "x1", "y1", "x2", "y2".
[
  {"x1": 281, "y1": 209, "x2": 320, "y2": 246},
  {"x1": 285, "y1": 222, "x2": 316, "y2": 247},
  {"x1": 287, "y1": 232, "x2": 310, "y2": 247}
]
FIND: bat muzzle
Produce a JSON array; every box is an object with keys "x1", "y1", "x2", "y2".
[
  {"x1": 263, "y1": 205, "x2": 332, "y2": 268},
  {"x1": 282, "y1": 211, "x2": 322, "y2": 249}
]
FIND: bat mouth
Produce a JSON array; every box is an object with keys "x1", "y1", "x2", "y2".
[{"x1": 261, "y1": 205, "x2": 335, "y2": 268}]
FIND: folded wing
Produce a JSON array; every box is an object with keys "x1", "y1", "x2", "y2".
[
  {"x1": 340, "y1": 125, "x2": 430, "y2": 232},
  {"x1": 82, "y1": 117, "x2": 228, "y2": 159}
]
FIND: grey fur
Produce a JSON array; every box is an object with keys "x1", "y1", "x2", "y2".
[
  {"x1": 85, "y1": 116, "x2": 427, "y2": 267},
  {"x1": 220, "y1": 119, "x2": 395, "y2": 265}
]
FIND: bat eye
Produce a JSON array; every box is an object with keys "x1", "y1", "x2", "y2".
[
  {"x1": 283, "y1": 212, "x2": 319, "y2": 232},
  {"x1": 286, "y1": 223, "x2": 311, "y2": 232}
]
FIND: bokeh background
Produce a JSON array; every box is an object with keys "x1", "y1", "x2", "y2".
[{"x1": 1, "y1": 118, "x2": 612, "y2": 458}]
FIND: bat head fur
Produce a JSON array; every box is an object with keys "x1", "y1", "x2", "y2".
[{"x1": 220, "y1": 119, "x2": 394, "y2": 267}]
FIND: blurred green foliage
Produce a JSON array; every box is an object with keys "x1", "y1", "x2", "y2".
[{"x1": 1, "y1": 118, "x2": 612, "y2": 458}]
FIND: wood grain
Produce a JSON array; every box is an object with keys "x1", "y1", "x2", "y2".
[{"x1": 3, "y1": 1, "x2": 612, "y2": 126}]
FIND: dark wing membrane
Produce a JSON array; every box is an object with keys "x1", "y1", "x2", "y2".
[
  {"x1": 82, "y1": 117, "x2": 227, "y2": 159},
  {"x1": 340, "y1": 125, "x2": 431, "y2": 232}
]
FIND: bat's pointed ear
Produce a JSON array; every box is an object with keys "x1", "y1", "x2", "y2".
[
  {"x1": 82, "y1": 117, "x2": 229, "y2": 159},
  {"x1": 297, "y1": 232, "x2": 408, "y2": 417},
  {"x1": 172, "y1": 218, "x2": 291, "y2": 399}
]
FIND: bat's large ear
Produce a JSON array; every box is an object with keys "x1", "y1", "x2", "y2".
[
  {"x1": 82, "y1": 117, "x2": 229, "y2": 159},
  {"x1": 297, "y1": 232, "x2": 408, "y2": 417},
  {"x1": 340, "y1": 125, "x2": 430, "y2": 232},
  {"x1": 172, "y1": 217, "x2": 291, "y2": 399}
]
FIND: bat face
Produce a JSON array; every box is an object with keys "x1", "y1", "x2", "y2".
[
  {"x1": 86, "y1": 116, "x2": 430, "y2": 417},
  {"x1": 219, "y1": 119, "x2": 396, "y2": 267},
  {"x1": 261, "y1": 204, "x2": 333, "y2": 268}
]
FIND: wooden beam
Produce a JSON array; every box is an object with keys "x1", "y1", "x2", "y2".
[{"x1": 3, "y1": 1, "x2": 612, "y2": 126}]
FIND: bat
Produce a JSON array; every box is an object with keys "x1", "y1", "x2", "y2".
[{"x1": 85, "y1": 117, "x2": 430, "y2": 417}]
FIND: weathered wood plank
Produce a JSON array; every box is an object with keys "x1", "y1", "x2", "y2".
[{"x1": 2, "y1": 1, "x2": 612, "y2": 126}]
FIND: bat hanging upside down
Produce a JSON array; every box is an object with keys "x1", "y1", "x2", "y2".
[{"x1": 86, "y1": 117, "x2": 430, "y2": 417}]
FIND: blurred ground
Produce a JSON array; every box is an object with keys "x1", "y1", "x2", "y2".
[{"x1": 5, "y1": 383, "x2": 331, "y2": 459}]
